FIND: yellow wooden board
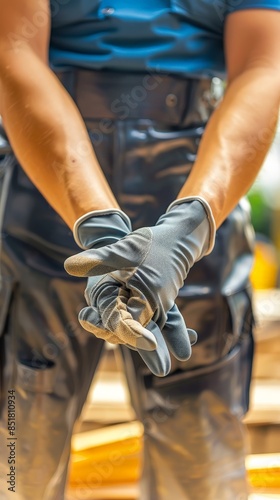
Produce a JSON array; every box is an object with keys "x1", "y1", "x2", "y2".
[
  {"x1": 69, "y1": 422, "x2": 142, "y2": 488},
  {"x1": 69, "y1": 423, "x2": 280, "y2": 493},
  {"x1": 246, "y1": 455, "x2": 280, "y2": 489}
]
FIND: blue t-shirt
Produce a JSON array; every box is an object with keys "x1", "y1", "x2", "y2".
[{"x1": 49, "y1": 0, "x2": 280, "y2": 78}]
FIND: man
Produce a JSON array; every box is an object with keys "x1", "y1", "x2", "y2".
[{"x1": 0, "y1": 1, "x2": 280, "y2": 499}]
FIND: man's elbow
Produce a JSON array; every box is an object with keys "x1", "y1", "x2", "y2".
[{"x1": 227, "y1": 63, "x2": 280, "y2": 102}]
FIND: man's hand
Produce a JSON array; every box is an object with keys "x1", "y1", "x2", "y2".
[
  {"x1": 81, "y1": 276, "x2": 197, "y2": 376},
  {"x1": 71, "y1": 207, "x2": 140, "y2": 346},
  {"x1": 65, "y1": 196, "x2": 216, "y2": 375}
]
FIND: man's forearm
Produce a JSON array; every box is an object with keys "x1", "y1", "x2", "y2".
[
  {"x1": 178, "y1": 67, "x2": 280, "y2": 228},
  {"x1": 0, "y1": 49, "x2": 118, "y2": 229}
]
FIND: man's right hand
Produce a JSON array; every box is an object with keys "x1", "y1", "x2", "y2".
[
  {"x1": 79, "y1": 272, "x2": 197, "y2": 376},
  {"x1": 70, "y1": 208, "x2": 152, "y2": 347}
]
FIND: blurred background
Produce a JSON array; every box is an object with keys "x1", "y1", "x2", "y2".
[{"x1": 66, "y1": 118, "x2": 280, "y2": 500}]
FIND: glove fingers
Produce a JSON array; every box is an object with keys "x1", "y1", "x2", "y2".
[
  {"x1": 133, "y1": 320, "x2": 172, "y2": 377},
  {"x1": 78, "y1": 306, "x2": 123, "y2": 344},
  {"x1": 79, "y1": 302, "x2": 152, "y2": 348},
  {"x1": 162, "y1": 304, "x2": 197, "y2": 361},
  {"x1": 64, "y1": 233, "x2": 147, "y2": 278},
  {"x1": 90, "y1": 282, "x2": 158, "y2": 351},
  {"x1": 101, "y1": 295, "x2": 157, "y2": 350},
  {"x1": 188, "y1": 328, "x2": 198, "y2": 345}
]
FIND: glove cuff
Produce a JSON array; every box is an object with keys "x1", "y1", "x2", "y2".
[
  {"x1": 167, "y1": 196, "x2": 216, "y2": 254},
  {"x1": 74, "y1": 209, "x2": 132, "y2": 250}
]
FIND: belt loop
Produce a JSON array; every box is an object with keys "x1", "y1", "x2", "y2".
[{"x1": 182, "y1": 78, "x2": 219, "y2": 127}]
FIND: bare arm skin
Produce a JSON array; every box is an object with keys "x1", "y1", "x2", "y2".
[
  {"x1": 0, "y1": 0, "x2": 118, "y2": 229},
  {"x1": 178, "y1": 10, "x2": 280, "y2": 228}
]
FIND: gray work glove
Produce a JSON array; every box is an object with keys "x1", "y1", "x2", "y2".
[
  {"x1": 71, "y1": 208, "x2": 136, "y2": 347},
  {"x1": 65, "y1": 197, "x2": 216, "y2": 376}
]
